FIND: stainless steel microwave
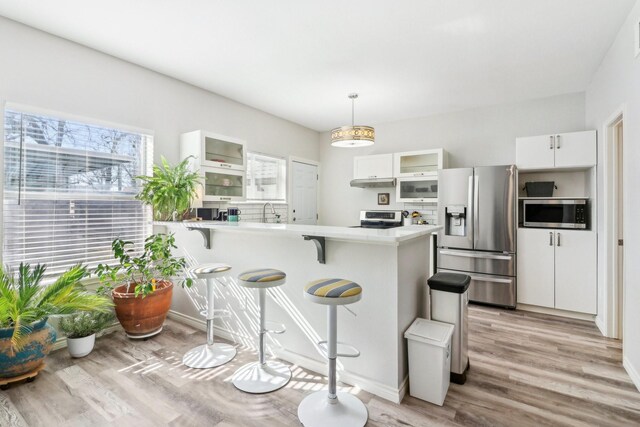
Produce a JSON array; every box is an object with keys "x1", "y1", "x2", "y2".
[{"x1": 523, "y1": 199, "x2": 588, "y2": 229}]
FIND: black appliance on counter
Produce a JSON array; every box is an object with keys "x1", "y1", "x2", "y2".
[{"x1": 351, "y1": 210, "x2": 403, "y2": 229}]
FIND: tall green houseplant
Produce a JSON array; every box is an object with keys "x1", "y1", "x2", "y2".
[{"x1": 136, "y1": 156, "x2": 200, "y2": 221}]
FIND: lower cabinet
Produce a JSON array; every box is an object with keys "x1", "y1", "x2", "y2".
[{"x1": 517, "y1": 228, "x2": 596, "y2": 314}]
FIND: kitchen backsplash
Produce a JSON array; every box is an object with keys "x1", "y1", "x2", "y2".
[
  {"x1": 403, "y1": 203, "x2": 438, "y2": 225},
  {"x1": 203, "y1": 202, "x2": 288, "y2": 223}
]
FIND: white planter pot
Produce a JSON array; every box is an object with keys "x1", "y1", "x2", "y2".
[{"x1": 66, "y1": 334, "x2": 96, "y2": 358}]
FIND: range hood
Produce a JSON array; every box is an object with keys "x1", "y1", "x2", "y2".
[{"x1": 350, "y1": 177, "x2": 397, "y2": 188}]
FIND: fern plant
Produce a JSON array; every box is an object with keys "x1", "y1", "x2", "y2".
[
  {"x1": 136, "y1": 156, "x2": 201, "y2": 221},
  {"x1": 0, "y1": 263, "x2": 113, "y2": 351}
]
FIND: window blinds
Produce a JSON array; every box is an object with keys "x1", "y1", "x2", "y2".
[
  {"x1": 245, "y1": 152, "x2": 286, "y2": 201},
  {"x1": 2, "y1": 109, "x2": 153, "y2": 277}
]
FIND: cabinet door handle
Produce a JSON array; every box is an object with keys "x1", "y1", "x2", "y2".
[
  {"x1": 556, "y1": 135, "x2": 561, "y2": 149},
  {"x1": 556, "y1": 232, "x2": 561, "y2": 247},
  {"x1": 549, "y1": 135, "x2": 554, "y2": 149},
  {"x1": 549, "y1": 232, "x2": 553, "y2": 246}
]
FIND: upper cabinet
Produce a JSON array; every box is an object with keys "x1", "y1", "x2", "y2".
[
  {"x1": 181, "y1": 130, "x2": 246, "y2": 171},
  {"x1": 181, "y1": 130, "x2": 247, "y2": 202},
  {"x1": 353, "y1": 154, "x2": 393, "y2": 179},
  {"x1": 394, "y1": 149, "x2": 448, "y2": 177},
  {"x1": 516, "y1": 130, "x2": 596, "y2": 170}
]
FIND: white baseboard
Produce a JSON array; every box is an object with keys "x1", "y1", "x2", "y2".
[
  {"x1": 623, "y1": 357, "x2": 640, "y2": 392},
  {"x1": 167, "y1": 310, "x2": 405, "y2": 403},
  {"x1": 516, "y1": 304, "x2": 596, "y2": 321},
  {"x1": 595, "y1": 315, "x2": 607, "y2": 336}
]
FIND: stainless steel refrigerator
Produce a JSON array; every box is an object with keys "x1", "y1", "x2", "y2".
[{"x1": 437, "y1": 165, "x2": 517, "y2": 308}]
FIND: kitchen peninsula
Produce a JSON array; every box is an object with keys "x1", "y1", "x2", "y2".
[{"x1": 157, "y1": 221, "x2": 440, "y2": 403}]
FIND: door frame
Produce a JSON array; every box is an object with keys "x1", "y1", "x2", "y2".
[
  {"x1": 288, "y1": 156, "x2": 321, "y2": 224},
  {"x1": 600, "y1": 104, "x2": 627, "y2": 339}
]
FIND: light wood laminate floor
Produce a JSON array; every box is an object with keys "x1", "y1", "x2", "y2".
[{"x1": 1, "y1": 306, "x2": 639, "y2": 426}]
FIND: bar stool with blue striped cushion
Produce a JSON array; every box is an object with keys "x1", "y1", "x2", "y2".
[
  {"x1": 232, "y1": 268, "x2": 291, "y2": 393},
  {"x1": 298, "y1": 278, "x2": 368, "y2": 427}
]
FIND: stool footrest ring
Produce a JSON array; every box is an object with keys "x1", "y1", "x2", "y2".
[
  {"x1": 199, "y1": 309, "x2": 231, "y2": 319},
  {"x1": 316, "y1": 341, "x2": 360, "y2": 358},
  {"x1": 264, "y1": 320, "x2": 286, "y2": 335}
]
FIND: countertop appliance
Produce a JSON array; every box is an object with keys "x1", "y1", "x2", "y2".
[
  {"x1": 437, "y1": 165, "x2": 517, "y2": 308},
  {"x1": 352, "y1": 210, "x2": 403, "y2": 229},
  {"x1": 523, "y1": 198, "x2": 588, "y2": 229}
]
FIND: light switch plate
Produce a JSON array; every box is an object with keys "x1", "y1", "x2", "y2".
[{"x1": 635, "y1": 17, "x2": 640, "y2": 58}]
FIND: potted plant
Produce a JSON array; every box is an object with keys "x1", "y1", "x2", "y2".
[
  {"x1": 96, "y1": 233, "x2": 192, "y2": 339},
  {"x1": 136, "y1": 156, "x2": 200, "y2": 221},
  {"x1": 59, "y1": 310, "x2": 115, "y2": 358},
  {"x1": 0, "y1": 263, "x2": 112, "y2": 379}
]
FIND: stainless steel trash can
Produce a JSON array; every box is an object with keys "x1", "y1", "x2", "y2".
[{"x1": 428, "y1": 272, "x2": 471, "y2": 384}]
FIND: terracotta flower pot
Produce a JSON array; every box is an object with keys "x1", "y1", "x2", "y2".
[
  {"x1": 0, "y1": 318, "x2": 56, "y2": 378},
  {"x1": 112, "y1": 281, "x2": 173, "y2": 339}
]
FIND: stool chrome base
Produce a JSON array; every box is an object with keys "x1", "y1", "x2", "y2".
[
  {"x1": 232, "y1": 361, "x2": 291, "y2": 394},
  {"x1": 298, "y1": 391, "x2": 368, "y2": 427},
  {"x1": 182, "y1": 343, "x2": 237, "y2": 369}
]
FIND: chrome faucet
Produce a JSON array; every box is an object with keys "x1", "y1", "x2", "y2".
[{"x1": 262, "y1": 202, "x2": 276, "y2": 223}]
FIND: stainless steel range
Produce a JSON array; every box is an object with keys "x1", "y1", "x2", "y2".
[
  {"x1": 352, "y1": 210, "x2": 403, "y2": 229},
  {"x1": 437, "y1": 165, "x2": 517, "y2": 308}
]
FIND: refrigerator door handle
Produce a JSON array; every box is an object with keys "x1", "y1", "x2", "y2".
[
  {"x1": 468, "y1": 175, "x2": 474, "y2": 247},
  {"x1": 467, "y1": 275, "x2": 513, "y2": 284},
  {"x1": 473, "y1": 174, "x2": 479, "y2": 248},
  {"x1": 439, "y1": 250, "x2": 513, "y2": 261}
]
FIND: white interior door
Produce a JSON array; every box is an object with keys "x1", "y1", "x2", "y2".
[
  {"x1": 291, "y1": 161, "x2": 318, "y2": 225},
  {"x1": 616, "y1": 121, "x2": 624, "y2": 338}
]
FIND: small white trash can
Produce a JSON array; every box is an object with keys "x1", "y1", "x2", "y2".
[{"x1": 404, "y1": 318, "x2": 454, "y2": 406}]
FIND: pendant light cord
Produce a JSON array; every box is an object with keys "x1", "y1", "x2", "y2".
[{"x1": 351, "y1": 97, "x2": 355, "y2": 126}]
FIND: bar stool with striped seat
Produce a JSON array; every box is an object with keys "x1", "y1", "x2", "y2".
[
  {"x1": 232, "y1": 268, "x2": 292, "y2": 393},
  {"x1": 182, "y1": 263, "x2": 237, "y2": 369},
  {"x1": 298, "y1": 278, "x2": 368, "y2": 427}
]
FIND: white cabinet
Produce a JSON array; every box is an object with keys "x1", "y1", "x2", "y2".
[
  {"x1": 396, "y1": 177, "x2": 438, "y2": 203},
  {"x1": 181, "y1": 130, "x2": 247, "y2": 171},
  {"x1": 394, "y1": 149, "x2": 448, "y2": 178},
  {"x1": 517, "y1": 228, "x2": 596, "y2": 314},
  {"x1": 353, "y1": 154, "x2": 393, "y2": 179},
  {"x1": 554, "y1": 230, "x2": 597, "y2": 314},
  {"x1": 181, "y1": 130, "x2": 247, "y2": 203},
  {"x1": 517, "y1": 228, "x2": 555, "y2": 308},
  {"x1": 516, "y1": 130, "x2": 596, "y2": 170}
]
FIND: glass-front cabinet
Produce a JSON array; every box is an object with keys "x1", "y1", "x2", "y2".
[
  {"x1": 180, "y1": 130, "x2": 247, "y2": 203},
  {"x1": 394, "y1": 149, "x2": 447, "y2": 177},
  {"x1": 396, "y1": 177, "x2": 438, "y2": 203},
  {"x1": 202, "y1": 168, "x2": 245, "y2": 202},
  {"x1": 181, "y1": 130, "x2": 246, "y2": 171}
]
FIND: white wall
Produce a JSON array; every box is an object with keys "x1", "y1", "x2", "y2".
[
  {"x1": 319, "y1": 92, "x2": 586, "y2": 226},
  {"x1": 585, "y1": 0, "x2": 640, "y2": 388},
  {"x1": 0, "y1": 16, "x2": 319, "y2": 167}
]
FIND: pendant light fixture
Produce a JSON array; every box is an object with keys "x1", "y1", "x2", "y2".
[{"x1": 330, "y1": 93, "x2": 375, "y2": 147}]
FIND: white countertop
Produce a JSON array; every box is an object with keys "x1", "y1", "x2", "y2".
[{"x1": 157, "y1": 221, "x2": 441, "y2": 244}]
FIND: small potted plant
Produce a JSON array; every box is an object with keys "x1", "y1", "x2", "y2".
[
  {"x1": 136, "y1": 156, "x2": 200, "y2": 221},
  {"x1": 96, "y1": 233, "x2": 192, "y2": 339},
  {"x1": 59, "y1": 311, "x2": 115, "y2": 358},
  {"x1": 0, "y1": 263, "x2": 112, "y2": 379}
]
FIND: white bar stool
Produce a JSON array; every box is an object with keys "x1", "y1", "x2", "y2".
[
  {"x1": 232, "y1": 268, "x2": 292, "y2": 394},
  {"x1": 182, "y1": 263, "x2": 237, "y2": 369},
  {"x1": 298, "y1": 278, "x2": 368, "y2": 427}
]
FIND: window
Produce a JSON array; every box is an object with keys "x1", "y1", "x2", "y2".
[
  {"x1": 2, "y1": 107, "x2": 152, "y2": 278},
  {"x1": 245, "y1": 152, "x2": 286, "y2": 201}
]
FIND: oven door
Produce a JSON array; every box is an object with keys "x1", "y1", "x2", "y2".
[{"x1": 523, "y1": 199, "x2": 587, "y2": 229}]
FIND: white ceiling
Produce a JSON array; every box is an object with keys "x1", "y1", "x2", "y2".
[{"x1": 0, "y1": 0, "x2": 635, "y2": 131}]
